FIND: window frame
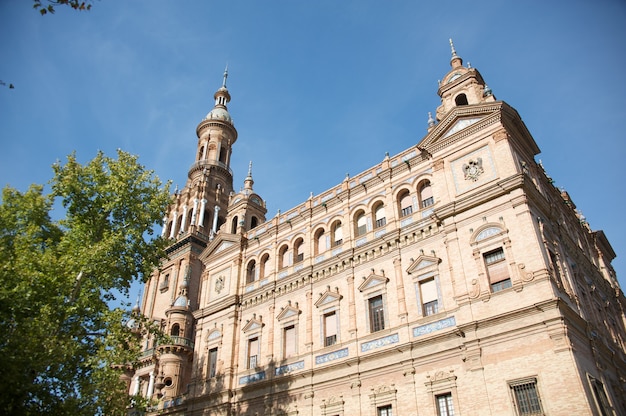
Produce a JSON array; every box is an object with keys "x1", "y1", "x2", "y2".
[
  {"x1": 509, "y1": 377, "x2": 544, "y2": 416},
  {"x1": 484, "y1": 247, "x2": 512, "y2": 293},
  {"x1": 436, "y1": 392, "x2": 455, "y2": 416},
  {"x1": 368, "y1": 294, "x2": 386, "y2": 333}
]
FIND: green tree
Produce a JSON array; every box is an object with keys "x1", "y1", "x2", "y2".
[
  {"x1": 33, "y1": 0, "x2": 93, "y2": 16},
  {"x1": 0, "y1": 150, "x2": 171, "y2": 415}
]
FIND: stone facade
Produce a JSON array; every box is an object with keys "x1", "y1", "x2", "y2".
[{"x1": 126, "y1": 44, "x2": 626, "y2": 416}]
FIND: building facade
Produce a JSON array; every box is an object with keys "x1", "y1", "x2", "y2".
[{"x1": 126, "y1": 43, "x2": 626, "y2": 416}]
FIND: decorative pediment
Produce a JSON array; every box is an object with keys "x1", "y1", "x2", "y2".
[
  {"x1": 315, "y1": 286, "x2": 343, "y2": 308},
  {"x1": 200, "y1": 233, "x2": 241, "y2": 261},
  {"x1": 442, "y1": 117, "x2": 482, "y2": 138},
  {"x1": 242, "y1": 314, "x2": 264, "y2": 333},
  {"x1": 358, "y1": 270, "x2": 389, "y2": 292},
  {"x1": 276, "y1": 302, "x2": 302, "y2": 321},
  {"x1": 406, "y1": 254, "x2": 441, "y2": 275}
]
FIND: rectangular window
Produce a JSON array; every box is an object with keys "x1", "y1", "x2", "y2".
[
  {"x1": 420, "y1": 278, "x2": 439, "y2": 316},
  {"x1": 208, "y1": 347, "x2": 218, "y2": 378},
  {"x1": 369, "y1": 295, "x2": 385, "y2": 333},
  {"x1": 436, "y1": 393, "x2": 455, "y2": 416},
  {"x1": 589, "y1": 377, "x2": 612, "y2": 416},
  {"x1": 283, "y1": 325, "x2": 296, "y2": 359},
  {"x1": 484, "y1": 248, "x2": 511, "y2": 292},
  {"x1": 510, "y1": 379, "x2": 543, "y2": 415},
  {"x1": 324, "y1": 311, "x2": 338, "y2": 346},
  {"x1": 248, "y1": 337, "x2": 259, "y2": 369},
  {"x1": 377, "y1": 405, "x2": 393, "y2": 416}
]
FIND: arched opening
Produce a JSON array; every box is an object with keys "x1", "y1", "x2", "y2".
[
  {"x1": 246, "y1": 260, "x2": 256, "y2": 284},
  {"x1": 418, "y1": 180, "x2": 434, "y2": 209},
  {"x1": 355, "y1": 210, "x2": 367, "y2": 237},
  {"x1": 373, "y1": 202, "x2": 386, "y2": 228},
  {"x1": 260, "y1": 253, "x2": 270, "y2": 279},
  {"x1": 314, "y1": 228, "x2": 327, "y2": 255},
  {"x1": 455, "y1": 93, "x2": 468, "y2": 106},
  {"x1": 332, "y1": 221, "x2": 343, "y2": 246},
  {"x1": 251, "y1": 216, "x2": 258, "y2": 229},
  {"x1": 231, "y1": 216, "x2": 238, "y2": 234},
  {"x1": 171, "y1": 323, "x2": 180, "y2": 337},
  {"x1": 219, "y1": 146, "x2": 228, "y2": 164},
  {"x1": 294, "y1": 238, "x2": 304, "y2": 263},
  {"x1": 398, "y1": 190, "x2": 413, "y2": 217},
  {"x1": 279, "y1": 245, "x2": 289, "y2": 269}
]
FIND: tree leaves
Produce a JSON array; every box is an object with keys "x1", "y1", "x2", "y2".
[
  {"x1": 33, "y1": 0, "x2": 93, "y2": 16},
  {"x1": 0, "y1": 150, "x2": 171, "y2": 415}
]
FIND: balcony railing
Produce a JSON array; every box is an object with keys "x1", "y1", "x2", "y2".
[{"x1": 188, "y1": 159, "x2": 232, "y2": 176}]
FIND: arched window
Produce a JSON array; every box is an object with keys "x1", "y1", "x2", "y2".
[
  {"x1": 171, "y1": 323, "x2": 180, "y2": 337},
  {"x1": 332, "y1": 221, "x2": 343, "y2": 247},
  {"x1": 279, "y1": 245, "x2": 289, "y2": 269},
  {"x1": 175, "y1": 214, "x2": 183, "y2": 235},
  {"x1": 198, "y1": 146, "x2": 204, "y2": 161},
  {"x1": 246, "y1": 260, "x2": 256, "y2": 284},
  {"x1": 251, "y1": 216, "x2": 258, "y2": 229},
  {"x1": 185, "y1": 208, "x2": 193, "y2": 230},
  {"x1": 219, "y1": 146, "x2": 228, "y2": 164},
  {"x1": 355, "y1": 210, "x2": 367, "y2": 236},
  {"x1": 419, "y1": 181, "x2": 434, "y2": 208},
  {"x1": 231, "y1": 216, "x2": 238, "y2": 234},
  {"x1": 374, "y1": 202, "x2": 386, "y2": 228},
  {"x1": 315, "y1": 228, "x2": 327, "y2": 255},
  {"x1": 260, "y1": 253, "x2": 270, "y2": 279},
  {"x1": 398, "y1": 190, "x2": 413, "y2": 217},
  {"x1": 455, "y1": 93, "x2": 468, "y2": 106},
  {"x1": 202, "y1": 210, "x2": 211, "y2": 229},
  {"x1": 165, "y1": 221, "x2": 173, "y2": 238},
  {"x1": 294, "y1": 238, "x2": 304, "y2": 263}
]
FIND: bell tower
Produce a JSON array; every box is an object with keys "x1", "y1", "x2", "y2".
[
  {"x1": 435, "y1": 39, "x2": 496, "y2": 121},
  {"x1": 130, "y1": 70, "x2": 243, "y2": 404}
]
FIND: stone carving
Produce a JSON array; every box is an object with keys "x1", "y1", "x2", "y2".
[{"x1": 462, "y1": 158, "x2": 484, "y2": 181}]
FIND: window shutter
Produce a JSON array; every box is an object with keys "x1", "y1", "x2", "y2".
[{"x1": 420, "y1": 279, "x2": 438, "y2": 303}]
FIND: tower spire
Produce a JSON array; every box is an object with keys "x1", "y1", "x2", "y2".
[
  {"x1": 449, "y1": 38, "x2": 463, "y2": 68},
  {"x1": 222, "y1": 64, "x2": 228, "y2": 88}
]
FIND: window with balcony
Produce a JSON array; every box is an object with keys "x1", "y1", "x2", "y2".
[
  {"x1": 294, "y1": 238, "x2": 304, "y2": 263},
  {"x1": 419, "y1": 278, "x2": 439, "y2": 316},
  {"x1": 355, "y1": 210, "x2": 367, "y2": 237},
  {"x1": 398, "y1": 190, "x2": 413, "y2": 217},
  {"x1": 246, "y1": 260, "x2": 256, "y2": 284},
  {"x1": 332, "y1": 221, "x2": 343, "y2": 246},
  {"x1": 368, "y1": 295, "x2": 385, "y2": 333},
  {"x1": 374, "y1": 203, "x2": 386, "y2": 228},
  {"x1": 484, "y1": 248, "x2": 511, "y2": 292},
  {"x1": 283, "y1": 325, "x2": 296, "y2": 359},
  {"x1": 323, "y1": 311, "x2": 338, "y2": 347},
  {"x1": 419, "y1": 180, "x2": 434, "y2": 208},
  {"x1": 248, "y1": 337, "x2": 259, "y2": 369}
]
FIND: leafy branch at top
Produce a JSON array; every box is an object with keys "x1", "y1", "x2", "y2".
[{"x1": 33, "y1": 0, "x2": 93, "y2": 16}]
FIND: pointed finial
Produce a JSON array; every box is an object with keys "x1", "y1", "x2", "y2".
[
  {"x1": 222, "y1": 64, "x2": 228, "y2": 88},
  {"x1": 449, "y1": 38, "x2": 458, "y2": 58},
  {"x1": 247, "y1": 161, "x2": 253, "y2": 177},
  {"x1": 428, "y1": 112, "x2": 435, "y2": 128}
]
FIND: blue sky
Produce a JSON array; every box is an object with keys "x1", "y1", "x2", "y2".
[{"x1": 1, "y1": 0, "x2": 625, "y2": 298}]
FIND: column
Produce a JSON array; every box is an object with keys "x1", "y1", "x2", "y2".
[
  {"x1": 146, "y1": 371, "x2": 155, "y2": 398},
  {"x1": 179, "y1": 205, "x2": 188, "y2": 234},
  {"x1": 168, "y1": 212, "x2": 178, "y2": 238},
  {"x1": 132, "y1": 375, "x2": 140, "y2": 396},
  {"x1": 210, "y1": 205, "x2": 220, "y2": 239},
  {"x1": 190, "y1": 198, "x2": 198, "y2": 227},
  {"x1": 198, "y1": 199, "x2": 207, "y2": 226},
  {"x1": 347, "y1": 275, "x2": 357, "y2": 337},
  {"x1": 161, "y1": 216, "x2": 168, "y2": 237}
]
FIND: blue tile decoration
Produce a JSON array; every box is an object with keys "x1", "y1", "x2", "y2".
[
  {"x1": 275, "y1": 360, "x2": 305, "y2": 376},
  {"x1": 413, "y1": 316, "x2": 456, "y2": 337},
  {"x1": 316, "y1": 348, "x2": 349, "y2": 365},
  {"x1": 361, "y1": 333, "x2": 399, "y2": 352},
  {"x1": 239, "y1": 371, "x2": 266, "y2": 385}
]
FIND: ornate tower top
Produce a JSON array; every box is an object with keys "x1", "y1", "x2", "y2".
[{"x1": 205, "y1": 66, "x2": 233, "y2": 125}]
